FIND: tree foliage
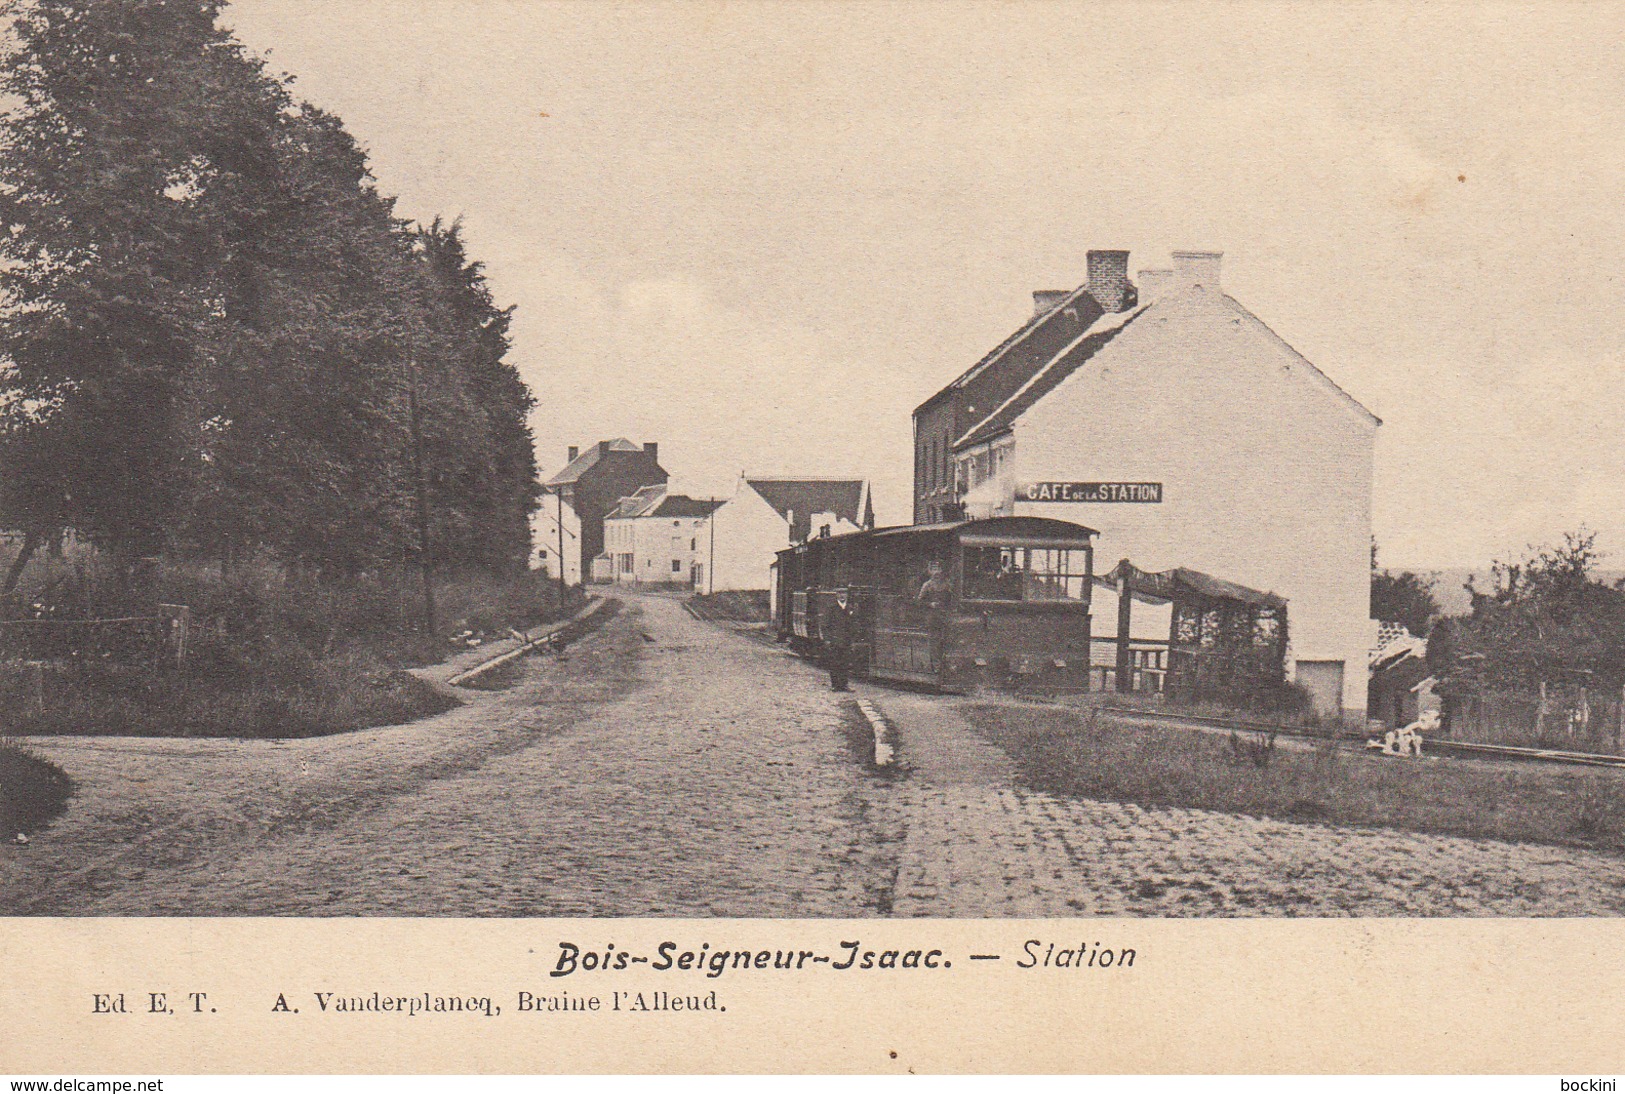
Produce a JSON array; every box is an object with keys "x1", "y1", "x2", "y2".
[
  {"x1": 0, "y1": 0, "x2": 537, "y2": 579},
  {"x1": 1451, "y1": 529, "x2": 1625, "y2": 691},
  {"x1": 1370, "y1": 539, "x2": 1440, "y2": 637}
]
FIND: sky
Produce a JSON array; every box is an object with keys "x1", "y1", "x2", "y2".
[{"x1": 222, "y1": 0, "x2": 1625, "y2": 569}]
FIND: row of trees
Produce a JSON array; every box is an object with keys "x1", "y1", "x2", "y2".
[{"x1": 0, "y1": 0, "x2": 537, "y2": 591}]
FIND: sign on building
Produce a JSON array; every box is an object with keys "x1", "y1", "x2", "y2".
[{"x1": 1017, "y1": 482, "x2": 1163, "y2": 503}]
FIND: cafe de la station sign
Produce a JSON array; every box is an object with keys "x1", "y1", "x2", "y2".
[{"x1": 1017, "y1": 482, "x2": 1163, "y2": 503}]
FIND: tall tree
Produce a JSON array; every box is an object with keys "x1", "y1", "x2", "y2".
[
  {"x1": 0, "y1": 0, "x2": 538, "y2": 585},
  {"x1": 0, "y1": 0, "x2": 283, "y2": 559},
  {"x1": 414, "y1": 217, "x2": 538, "y2": 573}
]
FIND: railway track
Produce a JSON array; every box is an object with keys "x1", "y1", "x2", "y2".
[{"x1": 1097, "y1": 703, "x2": 1625, "y2": 771}]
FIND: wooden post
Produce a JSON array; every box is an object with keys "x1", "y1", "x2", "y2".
[
  {"x1": 1617, "y1": 682, "x2": 1624, "y2": 754},
  {"x1": 555, "y1": 491, "x2": 567, "y2": 608},
  {"x1": 1115, "y1": 563, "x2": 1133, "y2": 693},
  {"x1": 25, "y1": 660, "x2": 44, "y2": 715}
]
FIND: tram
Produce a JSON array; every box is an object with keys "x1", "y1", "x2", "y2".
[{"x1": 773, "y1": 516, "x2": 1098, "y2": 693}]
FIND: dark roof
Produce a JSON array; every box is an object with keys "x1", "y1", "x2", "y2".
[
  {"x1": 1104, "y1": 559, "x2": 1286, "y2": 610},
  {"x1": 606, "y1": 484, "x2": 666, "y2": 519},
  {"x1": 545, "y1": 439, "x2": 644, "y2": 487},
  {"x1": 872, "y1": 515, "x2": 1098, "y2": 542},
  {"x1": 653, "y1": 495, "x2": 725, "y2": 519},
  {"x1": 914, "y1": 284, "x2": 1101, "y2": 415},
  {"x1": 956, "y1": 306, "x2": 1146, "y2": 449},
  {"x1": 746, "y1": 478, "x2": 871, "y2": 543},
  {"x1": 780, "y1": 516, "x2": 1099, "y2": 558}
]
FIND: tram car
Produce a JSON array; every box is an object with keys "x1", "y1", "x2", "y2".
[{"x1": 773, "y1": 516, "x2": 1098, "y2": 692}]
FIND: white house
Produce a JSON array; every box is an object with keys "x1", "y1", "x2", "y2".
[
  {"x1": 703, "y1": 476, "x2": 875, "y2": 593},
  {"x1": 529, "y1": 493, "x2": 583, "y2": 586},
  {"x1": 603, "y1": 485, "x2": 724, "y2": 588},
  {"x1": 929, "y1": 250, "x2": 1378, "y2": 716}
]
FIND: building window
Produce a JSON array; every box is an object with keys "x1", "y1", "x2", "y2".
[
  {"x1": 672, "y1": 559, "x2": 682, "y2": 574},
  {"x1": 690, "y1": 538, "x2": 696, "y2": 551}
]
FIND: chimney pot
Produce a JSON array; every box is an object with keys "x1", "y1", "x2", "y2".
[
  {"x1": 567, "y1": 445, "x2": 579, "y2": 462},
  {"x1": 1032, "y1": 290, "x2": 1070, "y2": 317},
  {"x1": 1087, "y1": 250, "x2": 1132, "y2": 312},
  {"x1": 1171, "y1": 250, "x2": 1222, "y2": 291}
]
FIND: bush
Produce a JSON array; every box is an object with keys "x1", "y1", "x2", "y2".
[
  {"x1": 0, "y1": 555, "x2": 564, "y2": 738},
  {"x1": 1229, "y1": 728, "x2": 1278, "y2": 769},
  {"x1": 0, "y1": 737, "x2": 73, "y2": 836}
]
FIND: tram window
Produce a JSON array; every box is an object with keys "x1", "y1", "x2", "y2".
[{"x1": 963, "y1": 546, "x2": 1089, "y2": 602}]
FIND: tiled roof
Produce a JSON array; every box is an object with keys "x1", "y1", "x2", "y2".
[
  {"x1": 605, "y1": 484, "x2": 666, "y2": 519},
  {"x1": 653, "y1": 495, "x2": 725, "y2": 519},
  {"x1": 956, "y1": 305, "x2": 1147, "y2": 449},
  {"x1": 1103, "y1": 559, "x2": 1287, "y2": 610},
  {"x1": 544, "y1": 439, "x2": 643, "y2": 487},
  {"x1": 746, "y1": 478, "x2": 871, "y2": 543},
  {"x1": 914, "y1": 284, "x2": 1102, "y2": 415}
]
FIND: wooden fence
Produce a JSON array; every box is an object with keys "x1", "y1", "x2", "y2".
[
  {"x1": 1445, "y1": 685, "x2": 1625, "y2": 756},
  {"x1": 0, "y1": 604, "x2": 190, "y2": 668}
]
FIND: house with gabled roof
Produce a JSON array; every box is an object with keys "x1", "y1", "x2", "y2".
[
  {"x1": 915, "y1": 250, "x2": 1378, "y2": 716},
  {"x1": 702, "y1": 476, "x2": 875, "y2": 593},
  {"x1": 543, "y1": 439, "x2": 668, "y2": 583}
]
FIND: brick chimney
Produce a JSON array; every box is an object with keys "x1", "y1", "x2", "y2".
[
  {"x1": 1087, "y1": 250, "x2": 1132, "y2": 312},
  {"x1": 643, "y1": 442, "x2": 658, "y2": 462},
  {"x1": 1136, "y1": 268, "x2": 1176, "y2": 302},
  {"x1": 598, "y1": 440, "x2": 611, "y2": 457},
  {"x1": 1172, "y1": 250, "x2": 1222, "y2": 291},
  {"x1": 567, "y1": 445, "x2": 579, "y2": 463},
  {"x1": 1032, "y1": 290, "x2": 1070, "y2": 317}
]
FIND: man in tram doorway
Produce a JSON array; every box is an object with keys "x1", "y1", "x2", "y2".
[
  {"x1": 916, "y1": 559, "x2": 952, "y2": 674},
  {"x1": 916, "y1": 560, "x2": 951, "y2": 609},
  {"x1": 824, "y1": 588, "x2": 856, "y2": 692}
]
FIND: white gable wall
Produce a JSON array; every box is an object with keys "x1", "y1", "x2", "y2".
[
  {"x1": 706, "y1": 483, "x2": 792, "y2": 592},
  {"x1": 999, "y1": 286, "x2": 1377, "y2": 714},
  {"x1": 530, "y1": 496, "x2": 583, "y2": 585}
]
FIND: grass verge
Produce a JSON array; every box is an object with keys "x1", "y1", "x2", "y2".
[
  {"x1": 688, "y1": 589, "x2": 771, "y2": 623},
  {"x1": 960, "y1": 701, "x2": 1625, "y2": 853}
]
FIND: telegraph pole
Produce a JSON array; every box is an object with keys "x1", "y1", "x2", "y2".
[
  {"x1": 554, "y1": 489, "x2": 568, "y2": 608},
  {"x1": 708, "y1": 497, "x2": 716, "y2": 595}
]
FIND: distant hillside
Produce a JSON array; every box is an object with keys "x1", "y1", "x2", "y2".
[{"x1": 1396, "y1": 567, "x2": 1625, "y2": 618}]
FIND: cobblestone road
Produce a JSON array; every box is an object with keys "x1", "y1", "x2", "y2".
[
  {"x1": 7, "y1": 591, "x2": 1625, "y2": 916},
  {"x1": 2, "y1": 595, "x2": 892, "y2": 915},
  {"x1": 866, "y1": 692, "x2": 1625, "y2": 916}
]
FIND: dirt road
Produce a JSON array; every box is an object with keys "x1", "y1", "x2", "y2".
[{"x1": 6, "y1": 591, "x2": 1625, "y2": 916}]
